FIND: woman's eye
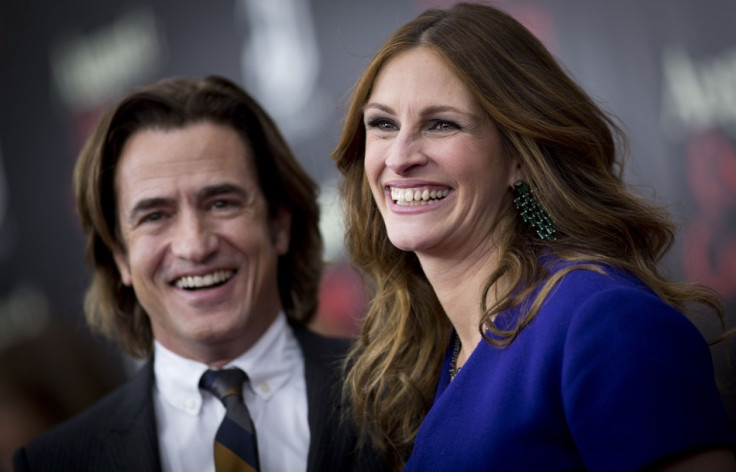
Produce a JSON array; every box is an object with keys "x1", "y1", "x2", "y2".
[
  {"x1": 365, "y1": 117, "x2": 397, "y2": 131},
  {"x1": 429, "y1": 120, "x2": 460, "y2": 131}
]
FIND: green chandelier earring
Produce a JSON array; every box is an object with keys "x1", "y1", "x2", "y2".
[{"x1": 512, "y1": 180, "x2": 557, "y2": 241}]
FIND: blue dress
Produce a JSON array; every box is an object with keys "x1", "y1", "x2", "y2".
[{"x1": 404, "y1": 265, "x2": 735, "y2": 471}]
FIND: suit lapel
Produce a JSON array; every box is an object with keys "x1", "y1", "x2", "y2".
[
  {"x1": 291, "y1": 322, "x2": 356, "y2": 472},
  {"x1": 102, "y1": 360, "x2": 162, "y2": 472}
]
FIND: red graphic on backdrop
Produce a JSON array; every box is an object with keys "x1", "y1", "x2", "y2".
[
  {"x1": 413, "y1": 1, "x2": 557, "y2": 49},
  {"x1": 315, "y1": 262, "x2": 366, "y2": 338},
  {"x1": 683, "y1": 130, "x2": 736, "y2": 298}
]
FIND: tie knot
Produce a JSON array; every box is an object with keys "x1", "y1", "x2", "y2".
[{"x1": 199, "y1": 367, "x2": 248, "y2": 402}]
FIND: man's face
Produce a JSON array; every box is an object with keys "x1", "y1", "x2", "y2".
[{"x1": 112, "y1": 121, "x2": 291, "y2": 365}]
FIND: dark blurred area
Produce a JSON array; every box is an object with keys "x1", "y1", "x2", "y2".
[
  {"x1": 1, "y1": 1, "x2": 735, "y2": 470},
  {"x1": 0, "y1": 291, "x2": 125, "y2": 471}
]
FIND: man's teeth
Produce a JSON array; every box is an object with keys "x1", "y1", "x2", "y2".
[
  {"x1": 175, "y1": 270, "x2": 234, "y2": 289},
  {"x1": 391, "y1": 187, "x2": 449, "y2": 206}
]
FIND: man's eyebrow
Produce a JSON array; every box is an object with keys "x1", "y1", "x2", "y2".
[
  {"x1": 198, "y1": 183, "x2": 247, "y2": 200},
  {"x1": 126, "y1": 184, "x2": 247, "y2": 225},
  {"x1": 128, "y1": 197, "x2": 174, "y2": 225}
]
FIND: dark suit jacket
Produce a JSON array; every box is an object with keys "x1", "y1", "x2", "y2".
[{"x1": 13, "y1": 324, "x2": 385, "y2": 472}]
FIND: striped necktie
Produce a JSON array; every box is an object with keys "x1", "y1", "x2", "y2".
[{"x1": 200, "y1": 368, "x2": 260, "y2": 472}]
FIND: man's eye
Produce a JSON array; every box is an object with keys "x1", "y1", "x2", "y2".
[
  {"x1": 209, "y1": 199, "x2": 240, "y2": 210},
  {"x1": 137, "y1": 212, "x2": 165, "y2": 226}
]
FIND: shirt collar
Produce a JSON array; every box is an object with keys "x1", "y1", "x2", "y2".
[{"x1": 153, "y1": 312, "x2": 299, "y2": 415}]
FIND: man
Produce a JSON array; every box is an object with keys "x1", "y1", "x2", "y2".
[{"x1": 13, "y1": 76, "x2": 383, "y2": 472}]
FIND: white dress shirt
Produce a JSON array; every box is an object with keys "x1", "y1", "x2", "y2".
[{"x1": 153, "y1": 313, "x2": 309, "y2": 472}]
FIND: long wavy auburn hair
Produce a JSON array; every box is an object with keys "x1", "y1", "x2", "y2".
[
  {"x1": 332, "y1": 3, "x2": 728, "y2": 469},
  {"x1": 74, "y1": 75, "x2": 323, "y2": 358}
]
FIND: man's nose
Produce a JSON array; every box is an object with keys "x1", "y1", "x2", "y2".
[
  {"x1": 170, "y1": 210, "x2": 217, "y2": 262},
  {"x1": 384, "y1": 129, "x2": 428, "y2": 175}
]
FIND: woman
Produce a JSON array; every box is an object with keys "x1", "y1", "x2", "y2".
[{"x1": 332, "y1": 3, "x2": 736, "y2": 471}]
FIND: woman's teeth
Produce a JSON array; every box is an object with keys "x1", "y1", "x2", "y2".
[{"x1": 391, "y1": 187, "x2": 449, "y2": 206}]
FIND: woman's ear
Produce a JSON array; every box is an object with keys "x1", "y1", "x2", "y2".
[{"x1": 508, "y1": 159, "x2": 524, "y2": 188}]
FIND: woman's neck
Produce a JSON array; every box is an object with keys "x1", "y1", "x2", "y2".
[{"x1": 417, "y1": 242, "x2": 502, "y2": 366}]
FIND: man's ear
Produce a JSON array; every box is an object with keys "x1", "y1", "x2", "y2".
[
  {"x1": 271, "y1": 208, "x2": 292, "y2": 256},
  {"x1": 113, "y1": 246, "x2": 133, "y2": 286}
]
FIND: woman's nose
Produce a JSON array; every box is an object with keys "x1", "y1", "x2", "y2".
[{"x1": 384, "y1": 129, "x2": 428, "y2": 175}]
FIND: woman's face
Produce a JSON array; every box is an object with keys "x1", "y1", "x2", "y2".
[{"x1": 363, "y1": 47, "x2": 519, "y2": 258}]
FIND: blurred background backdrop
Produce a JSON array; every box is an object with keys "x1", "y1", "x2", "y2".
[{"x1": 1, "y1": 0, "x2": 735, "y2": 468}]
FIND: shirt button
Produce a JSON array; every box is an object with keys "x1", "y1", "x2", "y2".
[
  {"x1": 184, "y1": 398, "x2": 196, "y2": 410},
  {"x1": 259, "y1": 383, "x2": 271, "y2": 394}
]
